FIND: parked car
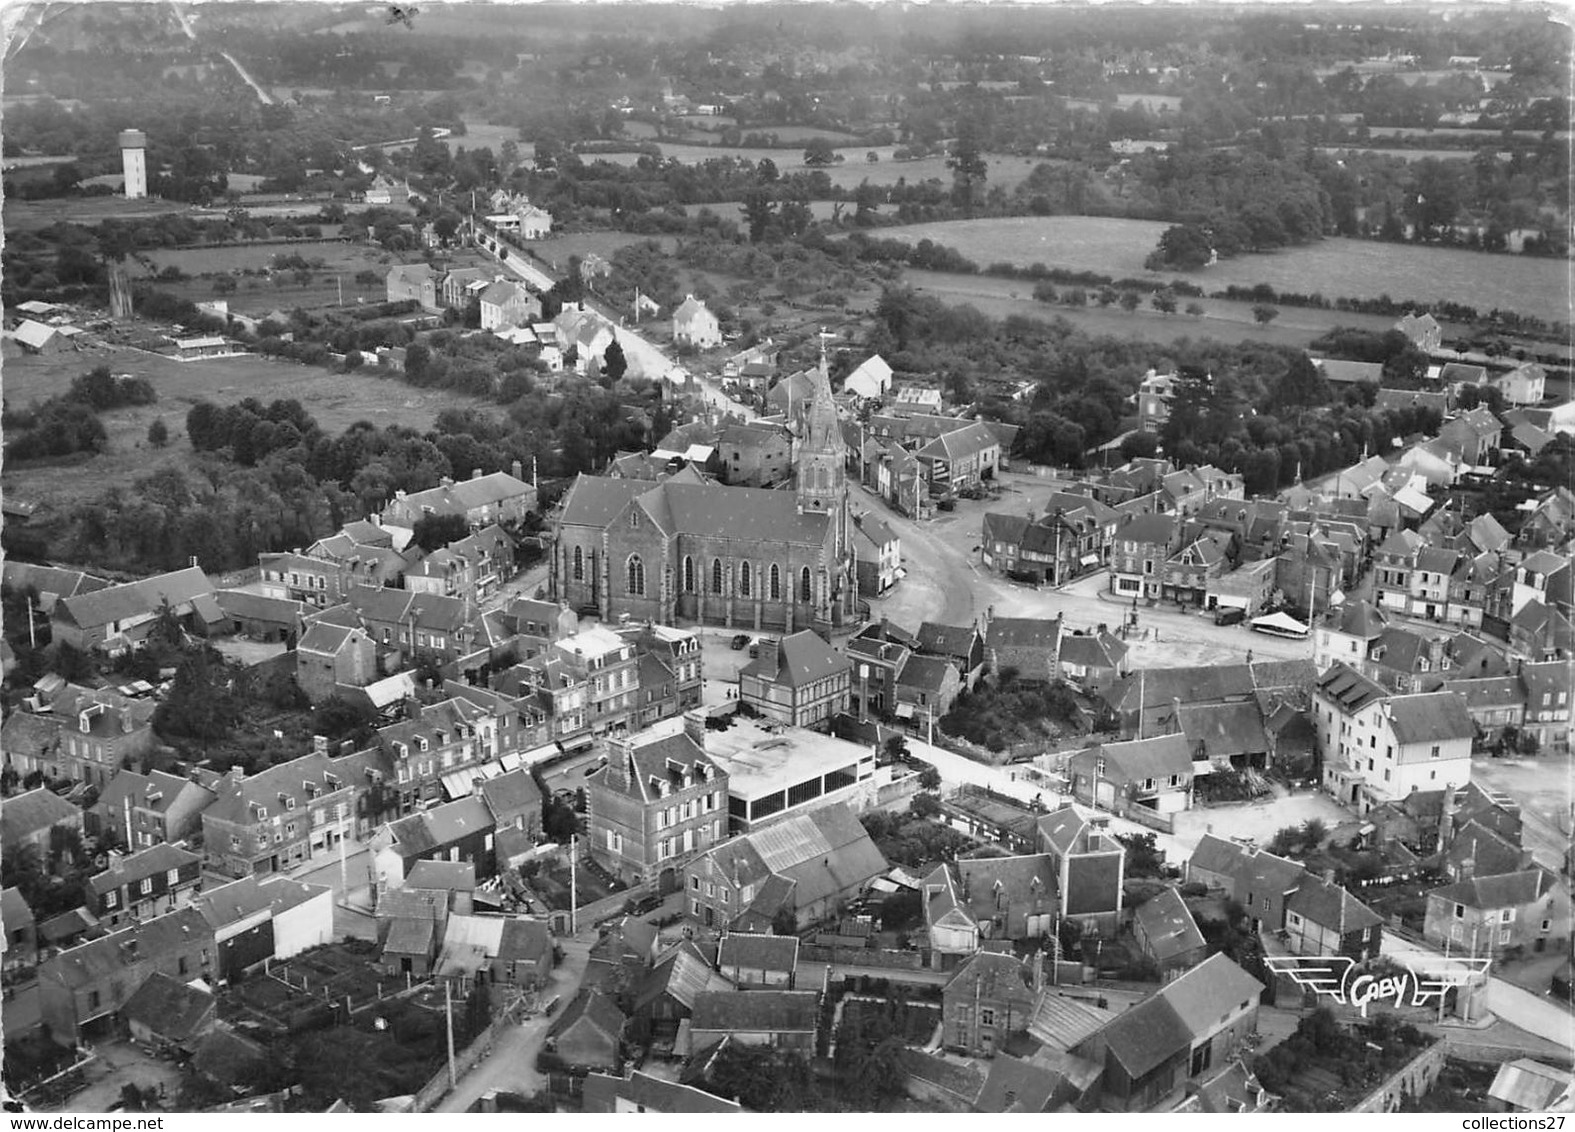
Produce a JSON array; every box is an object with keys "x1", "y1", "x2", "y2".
[
  {"x1": 730, "y1": 633, "x2": 750, "y2": 650},
  {"x1": 1214, "y1": 607, "x2": 1247, "y2": 626}
]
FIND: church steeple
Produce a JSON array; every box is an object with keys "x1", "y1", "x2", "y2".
[{"x1": 795, "y1": 332, "x2": 846, "y2": 515}]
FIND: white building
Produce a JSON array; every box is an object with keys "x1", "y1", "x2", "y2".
[{"x1": 1313, "y1": 664, "x2": 1474, "y2": 814}]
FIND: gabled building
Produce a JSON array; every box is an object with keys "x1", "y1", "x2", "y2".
[
  {"x1": 1, "y1": 787, "x2": 83, "y2": 858},
  {"x1": 684, "y1": 802, "x2": 887, "y2": 932},
  {"x1": 1314, "y1": 666, "x2": 1474, "y2": 814},
  {"x1": 1423, "y1": 869, "x2": 1570, "y2": 957},
  {"x1": 403, "y1": 525, "x2": 515, "y2": 602},
  {"x1": 37, "y1": 907, "x2": 215, "y2": 1044},
  {"x1": 385, "y1": 263, "x2": 439, "y2": 311},
  {"x1": 1185, "y1": 834, "x2": 1304, "y2": 933},
  {"x1": 1068, "y1": 734, "x2": 1193, "y2": 816},
  {"x1": 689, "y1": 989, "x2": 819, "y2": 1054},
  {"x1": 915, "y1": 421, "x2": 1001, "y2": 496},
  {"x1": 583, "y1": 1069, "x2": 742, "y2": 1114},
  {"x1": 1035, "y1": 804, "x2": 1125, "y2": 937},
  {"x1": 375, "y1": 697, "x2": 495, "y2": 812},
  {"x1": 295, "y1": 621, "x2": 378, "y2": 702},
  {"x1": 672, "y1": 295, "x2": 722, "y2": 349},
  {"x1": 547, "y1": 989, "x2": 626, "y2": 1072},
  {"x1": 1132, "y1": 887, "x2": 1207, "y2": 980},
  {"x1": 1109, "y1": 512, "x2": 1180, "y2": 601},
  {"x1": 586, "y1": 714, "x2": 727, "y2": 887},
  {"x1": 739, "y1": 630, "x2": 851, "y2": 728},
  {"x1": 381, "y1": 467, "x2": 537, "y2": 529},
  {"x1": 853, "y1": 514, "x2": 902, "y2": 597},
  {"x1": 200, "y1": 755, "x2": 357, "y2": 880},
  {"x1": 372, "y1": 795, "x2": 498, "y2": 891},
  {"x1": 922, "y1": 854, "x2": 1058, "y2": 952},
  {"x1": 982, "y1": 615, "x2": 1062, "y2": 683},
  {"x1": 50, "y1": 566, "x2": 219, "y2": 654},
  {"x1": 1074, "y1": 953, "x2": 1264, "y2": 1112},
  {"x1": 942, "y1": 950, "x2": 1039, "y2": 1058},
  {"x1": 87, "y1": 844, "x2": 203, "y2": 929},
  {"x1": 716, "y1": 931, "x2": 797, "y2": 987},
  {"x1": 916, "y1": 621, "x2": 986, "y2": 690},
  {"x1": 1284, "y1": 871, "x2": 1384, "y2": 961},
  {"x1": 1058, "y1": 629, "x2": 1130, "y2": 695}
]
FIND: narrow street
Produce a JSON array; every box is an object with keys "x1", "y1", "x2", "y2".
[{"x1": 435, "y1": 933, "x2": 594, "y2": 1112}]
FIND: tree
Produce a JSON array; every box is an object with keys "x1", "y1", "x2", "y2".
[
  {"x1": 946, "y1": 128, "x2": 988, "y2": 211},
  {"x1": 741, "y1": 187, "x2": 777, "y2": 243},
  {"x1": 154, "y1": 647, "x2": 239, "y2": 743},
  {"x1": 909, "y1": 793, "x2": 941, "y2": 819},
  {"x1": 601, "y1": 339, "x2": 628, "y2": 384},
  {"x1": 1151, "y1": 288, "x2": 1178, "y2": 315},
  {"x1": 802, "y1": 138, "x2": 836, "y2": 167},
  {"x1": 1185, "y1": 301, "x2": 1206, "y2": 318},
  {"x1": 542, "y1": 793, "x2": 579, "y2": 842},
  {"x1": 1145, "y1": 223, "x2": 1214, "y2": 270},
  {"x1": 1118, "y1": 290, "x2": 1142, "y2": 313},
  {"x1": 1115, "y1": 832, "x2": 1167, "y2": 877},
  {"x1": 918, "y1": 766, "x2": 941, "y2": 791},
  {"x1": 1252, "y1": 304, "x2": 1280, "y2": 325},
  {"x1": 412, "y1": 512, "x2": 471, "y2": 552},
  {"x1": 147, "y1": 418, "x2": 170, "y2": 448}
]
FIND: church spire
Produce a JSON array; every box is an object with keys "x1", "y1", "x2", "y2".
[{"x1": 795, "y1": 329, "x2": 846, "y2": 515}]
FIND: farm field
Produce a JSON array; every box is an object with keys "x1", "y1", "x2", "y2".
[
  {"x1": 903, "y1": 268, "x2": 1423, "y2": 349},
  {"x1": 129, "y1": 238, "x2": 376, "y2": 278},
  {"x1": 2, "y1": 346, "x2": 492, "y2": 511},
  {"x1": 864, "y1": 216, "x2": 1571, "y2": 325},
  {"x1": 3, "y1": 194, "x2": 203, "y2": 232},
  {"x1": 456, "y1": 120, "x2": 519, "y2": 154},
  {"x1": 529, "y1": 230, "x2": 678, "y2": 269}
]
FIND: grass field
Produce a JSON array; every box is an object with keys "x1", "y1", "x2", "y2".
[
  {"x1": 864, "y1": 216, "x2": 1571, "y2": 325},
  {"x1": 2, "y1": 346, "x2": 492, "y2": 510},
  {"x1": 131, "y1": 239, "x2": 385, "y2": 278},
  {"x1": 904, "y1": 268, "x2": 1441, "y2": 349},
  {"x1": 551, "y1": 141, "x2": 1047, "y2": 192}
]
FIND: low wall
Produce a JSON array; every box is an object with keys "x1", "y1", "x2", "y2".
[
  {"x1": 1350, "y1": 1041, "x2": 1448, "y2": 1114},
  {"x1": 410, "y1": 999, "x2": 525, "y2": 1113},
  {"x1": 575, "y1": 877, "x2": 658, "y2": 930}
]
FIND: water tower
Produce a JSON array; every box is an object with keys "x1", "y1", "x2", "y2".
[{"x1": 118, "y1": 129, "x2": 147, "y2": 199}]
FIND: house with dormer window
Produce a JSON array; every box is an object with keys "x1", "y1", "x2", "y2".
[
  {"x1": 375, "y1": 698, "x2": 496, "y2": 812},
  {"x1": 199, "y1": 754, "x2": 358, "y2": 879},
  {"x1": 586, "y1": 712, "x2": 727, "y2": 888}
]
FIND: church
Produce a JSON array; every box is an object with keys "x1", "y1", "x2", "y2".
[{"x1": 550, "y1": 359, "x2": 856, "y2": 633}]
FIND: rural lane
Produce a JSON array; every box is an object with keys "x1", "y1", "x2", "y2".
[{"x1": 435, "y1": 933, "x2": 594, "y2": 1112}]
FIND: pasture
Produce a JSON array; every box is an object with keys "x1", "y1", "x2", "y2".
[
  {"x1": 545, "y1": 139, "x2": 1047, "y2": 192},
  {"x1": 903, "y1": 268, "x2": 1422, "y2": 349},
  {"x1": 1, "y1": 346, "x2": 489, "y2": 511},
  {"x1": 863, "y1": 216, "x2": 1571, "y2": 325},
  {"x1": 1317, "y1": 146, "x2": 1511, "y2": 163}
]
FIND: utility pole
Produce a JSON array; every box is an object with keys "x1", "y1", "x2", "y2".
[
  {"x1": 444, "y1": 979, "x2": 457, "y2": 1088},
  {"x1": 570, "y1": 833, "x2": 578, "y2": 935}
]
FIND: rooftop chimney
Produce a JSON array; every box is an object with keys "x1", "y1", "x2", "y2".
[
  {"x1": 512, "y1": 459, "x2": 524, "y2": 481},
  {"x1": 757, "y1": 636, "x2": 780, "y2": 676},
  {"x1": 604, "y1": 733, "x2": 632, "y2": 790},
  {"x1": 472, "y1": 468, "x2": 483, "y2": 480},
  {"x1": 683, "y1": 709, "x2": 708, "y2": 748}
]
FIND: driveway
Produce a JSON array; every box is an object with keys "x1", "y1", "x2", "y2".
[
  {"x1": 46, "y1": 1041, "x2": 181, "y2": 1114},
  {"x1": 435, "y1": 933, "x2": 594, "y2": 1112}
]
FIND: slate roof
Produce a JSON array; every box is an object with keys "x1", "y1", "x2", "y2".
[
  {"x1": 1156, "y1": 952, "x2": 1264, "y2": 1037},
  {"x1": 1316, "y1": 663, "x2": 1389, "y2": 713},
  {"x1": 1116, "y1": 511, "x2": 1178, "y2": 546},
  {"x1": 741, "y1": 629, "x2": 849, "y2": 687},
  {"x1": 45, "y1": 907, "x2": 211, "y2": 990},
  {"x1": 1175, "y1": 702, "x2": 1269, "y2": 760},
  {"x1": 478, "y1": 768, "x2": 542, "y2": 822},
  {"x1": 1315, "y1": 359, "x2": 1385, "y2": 385},
  {"x1": 191, "y1": 875, "x2": 328, "y2": 931},
  {"x1": 718, "y1": 931, "x2": 798, "y2": 973},
  {"x1": 690, "y1": 989, "x2": 819, "y2": 1033},
  {"x1": 385, "y1": 796, "x2": 494, "y2": 858},
  {"x1": 122, "y1": 971, "x2": 214, "y2": 1043},
  {"x1": 382, "y1": 916, "x2": 436, "y2": 957},
  {"x1": 1188, "y1": 835, "x2": 1305, "y2": 899},
  {"x1": 634, "y1": 941, "x2": 732, "y2": 1014},
  {"x1": 1, "y1": 787, "x2": 80, "y2": 845},
  {"x1": 1099, "y1": 993, "x2": 1194, "y2": 1078},
  {"x1": 946, "y1": 950, "x2": 1035, "y2": 1003},
  {"x1": 2, "y1": 713, "x2": 61, "y2": 764},
  {"x1": 1430, "y1": 869, "x2": 1557, "y2": 911},
  {"x1": 916, "y1": 621, "x2": 980, "y2": 660},
  {"x1": 897, "y1": 653, "x2": 956, "y2": 695},
  {"x1": 1387, "y1": 692, "x2": 1474, "y2": 745},
  {"x1": 1058, "y1": 631, "x2": 1127, "y2": 672},
  {"x1": 957, "y1": 853, "x2": 1058, "y2": 923},
  {"x1": 297, "y1": 621, "x2": 360, "y2": 655},
  {"x1": 1285, "y1": 874, "x2": 1382, "y2": 934},
  {"x1": 192, "y1": 1025, "x2": 268, "y2": 1085},
  {"x1": 88, "y1": 844, "x2": 200, "y2": 898},
  {"x1": 916, "y1": 419, "x2": 1000, "y2": 463},
  {"x1": 56, "y1": 566, "x2": 214, "y2": 631},
  {"x1": 202, "y1": 752, "x2": 351, "y2": 826},
  {"x1": 1134, "y1": 887, "x2": 1206, "y2": 963},
  {"x1": 984, "y1": 616, "x2": 1062, "y2": 652},
  {"x1": 405, "y1": 860, "x2": 476, "y2": 892},
  {"x1": 1077, "y1": 733, "x2": 1192, "y2": 783},
  {"x1": 1, "y1": 887, "x2": 35, "y2": 932},
  {"x1": 555, "y1": 474, "x2": 651, "y2": 528}
]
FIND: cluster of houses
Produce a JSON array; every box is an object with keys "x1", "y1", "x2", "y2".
[{"x1": 2, "y1": 299, "x2": 92, "y2": 357}]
